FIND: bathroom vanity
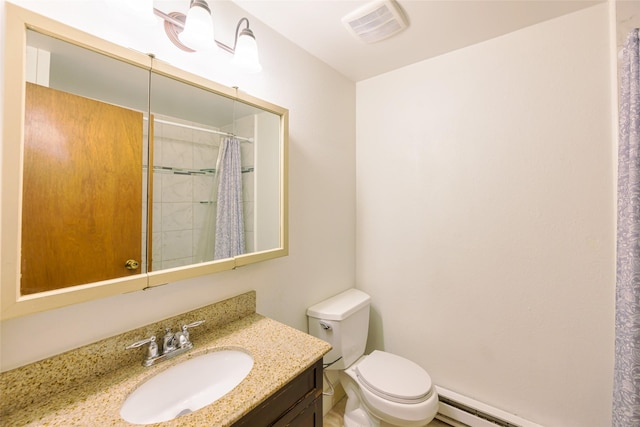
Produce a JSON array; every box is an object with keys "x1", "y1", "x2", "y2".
[{"x1": 0, "y1": 292, "x2": 330, "y2": 426}]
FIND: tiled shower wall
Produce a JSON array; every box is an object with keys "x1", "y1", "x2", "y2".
[{"x1": 143, "y1": 115, "x2": 255, "y2": 271}]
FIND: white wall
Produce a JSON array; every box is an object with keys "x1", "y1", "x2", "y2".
[
  {"x1": 356, "y1": 4, "x2": 615, "y2": 427},
  {"x1": 0, "y1": 0, "x2": 356, "y2": 371}
]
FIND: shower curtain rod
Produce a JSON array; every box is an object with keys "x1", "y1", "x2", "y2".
[{"x1": 144, "y1": 117, "x2": 254, "y2": 143}]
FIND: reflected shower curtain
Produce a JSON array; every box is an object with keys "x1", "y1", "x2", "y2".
[
  {"x1": 613, "y1": 28, "x2": 640, "y2": 426},
  {"x1": 214, "y1": 137, "x2": 245, "y2": 259}
]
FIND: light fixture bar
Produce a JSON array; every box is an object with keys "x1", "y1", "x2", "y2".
[
  {"x1": 216, "y1": 41, "x2": 235, "y2": 55},
  {"x1": 153, "y1": 7, "x2": 235, "y2": 53},
  {"x1": 153, "y1": 3, "x2": 261, "y2": 73},
  {"x1": 153, "y1": 8, "x2": 182, "y2": 28}
]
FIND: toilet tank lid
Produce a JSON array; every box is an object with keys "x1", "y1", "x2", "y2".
[{"x1": 307, "y1": 289, "x2": 371, "y2": 321}]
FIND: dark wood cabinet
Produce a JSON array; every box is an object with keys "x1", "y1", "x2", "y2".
[{"x1": 232, "y1": 359, "x2": 323, "y2": 427}]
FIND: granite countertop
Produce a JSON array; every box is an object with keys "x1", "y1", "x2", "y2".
[{"x1": 2, "y1": 312, "x2": 331, "y2": 426}]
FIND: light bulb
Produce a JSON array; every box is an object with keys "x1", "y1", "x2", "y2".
[
  {"x1": 232, "y1": 29, "x2": 261, "y2": 73},
  {"x1": 179, "y1": 2, "x2": 216, "y2": 51}
]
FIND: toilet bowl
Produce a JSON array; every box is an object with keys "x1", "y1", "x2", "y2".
[
  {"x1": 342, "y1": 351, "x2": 439, "y2": 427},
  {"x1": 307, "y1": 289, "x2": 438, "y2": 427}
]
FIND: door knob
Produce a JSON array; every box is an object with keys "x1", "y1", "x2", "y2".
[{"x1": 125, "y1": 259, "x2": 140, "y2": 270}]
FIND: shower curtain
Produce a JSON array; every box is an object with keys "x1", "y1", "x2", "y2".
[
  {"x1": 213, "y1": 136, "x2": 245, "y2": 259},
  {"x1": 613, "y1": 28, "x2": 640, "y2": 426}
]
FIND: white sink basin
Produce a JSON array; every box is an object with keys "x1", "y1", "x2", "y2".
[{"x1": 120, "y1": 349, "x2": 253, "y2": 424}]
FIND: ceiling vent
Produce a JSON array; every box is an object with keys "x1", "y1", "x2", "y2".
[{"x1": 342, "y1": 0, "x2": 408, "y2": 44}]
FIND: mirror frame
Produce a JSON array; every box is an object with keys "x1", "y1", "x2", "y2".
[{"x1": 1, "y1": 4, "x2": 289, "y2": 319}]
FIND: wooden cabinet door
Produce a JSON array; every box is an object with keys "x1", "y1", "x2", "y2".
[
  {"x1": 282, "y1": 397, "x2": 322, "y2": 427},
  {"x1": 232, "y1": 360, "x2": 323, "y2": 427},
  {"x1": 21, "y1": 83, "x2": 143, "y2": 294}
]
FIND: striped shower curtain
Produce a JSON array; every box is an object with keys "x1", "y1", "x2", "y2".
[{"x1": 613, "y1": 28, "x2": 640, "y2": 426}]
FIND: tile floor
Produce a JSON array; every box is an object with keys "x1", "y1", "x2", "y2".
[{"x1": 323, "y1": 396, "x2": 451, "y2": 427}]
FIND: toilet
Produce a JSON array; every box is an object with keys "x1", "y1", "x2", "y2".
[{"x1": 307, "y1": 289, "x2": 439, "y2": 427}]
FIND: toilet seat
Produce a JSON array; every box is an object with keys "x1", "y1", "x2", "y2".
[{"x1": 355, "y1": 350, "x2": 433, "y2": 404}]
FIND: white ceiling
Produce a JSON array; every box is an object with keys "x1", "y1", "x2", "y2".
[{"x1": 233, "y1": 0, "x2": 603, "y2": 82}]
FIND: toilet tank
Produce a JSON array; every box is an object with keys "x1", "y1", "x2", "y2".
[{"x1": 307, "y1": 289, "x2": 371, "y2": 370}]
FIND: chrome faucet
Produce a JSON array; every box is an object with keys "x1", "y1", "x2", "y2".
[
  {"x1": 126, "y1": 320, "x2": 205, "y2": 367},
  {"x1": 163, "y1": 328, "x2": 177, "y2": 354}
]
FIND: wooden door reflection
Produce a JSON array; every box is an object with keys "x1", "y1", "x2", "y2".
[{"x1": 21, "y1": 83, "x2": 143, "y2": 294}]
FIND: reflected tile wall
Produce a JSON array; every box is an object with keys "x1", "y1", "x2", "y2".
[
  {"x1": 152, "y1": 118, "x2": 219, "y2": 270},
  {"x1": 161, "y1": 202, "x2": 192, "y2": 231},
  {"x1": 161, "y1": 173, "x2": 193, "y2": 201},
  {"x1": 150, "y1": 116, "x2": 256, "y2": 270}
]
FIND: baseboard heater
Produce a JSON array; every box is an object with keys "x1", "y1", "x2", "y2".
[{"x1": 435, "y1": 386, "x2": 544, "y2": 427}]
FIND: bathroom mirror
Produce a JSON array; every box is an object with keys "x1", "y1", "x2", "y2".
[{"x1": 1, "y1": 4, "x2": 288, "y2": 319}]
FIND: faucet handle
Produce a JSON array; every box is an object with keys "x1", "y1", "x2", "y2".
[
  {"x1": 182, "y1": 320, "x2": 205, "y2": 331},
  {"x1": 180, "y1": 320, "x2": 205, "y2": 345},
  {"x1": 125, "y1": 335, "x2": 159, "y2": 363}
]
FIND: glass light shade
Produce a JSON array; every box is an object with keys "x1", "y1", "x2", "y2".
[
  {"x1": 232, "y1": 31, "x2": 262, "y2": 73},
  {"x1": 179, "y1": 4, "x2": 216, "y2": 51}
]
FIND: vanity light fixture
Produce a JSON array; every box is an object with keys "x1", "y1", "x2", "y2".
[
  {"x1": 230, "y1": 18, "x2": 261, "y2": 73},
  {"x1": 153, "y1": 0, "x2": 262, "y2": 73}
]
